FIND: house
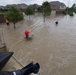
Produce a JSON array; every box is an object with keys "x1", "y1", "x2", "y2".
[
  {"x1": 6, "y1": 4, "x2": 28, "y2": 11},
  {"x1": 50, "y1": 1, "x2": 66, "y2": 14},
  {"x1": 16, "y1": 4, "x2": 28, "y2": 11},
  {"x1": 0, "y1": 6, "x2": 6, "y2": 9},
  {"x1": 72, "y1": 4, "x2": 76, "y2": 9},
  {"x1": 29, "y1": 4, "x2": 40, "y2": 12},
  {"x1": 16, "y1": 4, "x2": 28, "y2": 10}
]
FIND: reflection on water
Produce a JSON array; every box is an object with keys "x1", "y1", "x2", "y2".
[{"x1": 1, "y1": 14, "x2": 76, "y2": 75}]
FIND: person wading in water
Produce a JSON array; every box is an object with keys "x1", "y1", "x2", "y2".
[
  {"x1": 6, "y1": 19, "x2": 10, "y2": 26},
  {"x1": 24, "y1": 30, "x2": 30, "y2": 38}
]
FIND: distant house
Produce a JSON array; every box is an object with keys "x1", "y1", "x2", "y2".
[
  {"x1": 50, "y1": 1, "x2": 66, "y2": 14},
  {"x1": 0, "y1": 6, "x2": 6, "y2": 9},
  {"x1": 16, "y1": 4, "x2": 28, "y2": 10},
  {"x1": 6, "y1": 4, "x2": 28, "y2": 11},
  {"x1": 72, "y1": 4, "x2": 76, "y2": 9},
  {"x1": 29, "y1": 4, "x2": 40, "y2": 12},
  {"x1": 6, "y1": 5, "x2": 12, "y2": 9}
]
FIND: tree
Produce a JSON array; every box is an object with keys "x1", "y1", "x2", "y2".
[
  {"x1": 41, "y1": 1, "x2": 51, "y2": 22},
  {"x1": 0, "y1": 8, "x2": 9, "y2": 13},
  {"x1": 62, "y1": 7, "x2": 74, "y2": 16},
  {"x1": 25, "y1": 7, "x2": 34, "y2": 19},
  {"x1": 38, "y1": 6, "x2": 42, "y2": 12},
  {"x1": 68, "y1": 7, "x2": 74, "y2": 16},
  {"x1": 5, "y1": 6, "x2": 23, "y2": 29}
]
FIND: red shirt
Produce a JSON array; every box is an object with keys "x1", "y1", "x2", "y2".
[
  {"x1": 6, "y1": 19, "x2": 9, "y2": 23},
  {"x1": 24, "y1": 30, "x2": 30, "y2": 35}
]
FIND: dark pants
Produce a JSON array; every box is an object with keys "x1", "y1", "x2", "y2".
[
  {"x1": 26, "y1": 35, "x2": 29, "y2": 38},
  {"x1": 6, "y1": 22, "x2": 10, "y2": 26}
]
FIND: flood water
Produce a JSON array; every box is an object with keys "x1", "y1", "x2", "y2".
[{"x1": 1, "y1": 14, "x2": 76, "y2": 75}]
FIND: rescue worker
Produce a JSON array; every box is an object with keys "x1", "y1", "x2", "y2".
[
  {"x1": 55, "y1": 21, "x2": 58, "y2": 25},
  {"x1": 24, "y1": 30, "x2": 30, "y2": 38}
]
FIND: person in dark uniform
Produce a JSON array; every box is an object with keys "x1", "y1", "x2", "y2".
[{"x1": 55, "y1": 21, "x2": 58, "y2": 25}]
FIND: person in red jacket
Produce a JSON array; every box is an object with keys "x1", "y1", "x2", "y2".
[
  {"x1": 24, "y1": 30, "x2": 30, "y2": 38},
  {"x1": 6, "y1": 19, "x2": 10, "y2": 26}
]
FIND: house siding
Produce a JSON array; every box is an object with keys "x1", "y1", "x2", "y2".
[{"x1": 50, "y1": 1, "x2": 66, "y2": 11}]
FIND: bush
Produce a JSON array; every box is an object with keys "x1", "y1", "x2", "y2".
[
  {"x1": 62, "y1": 11, "x2": 67, "y2": 15},
  {"x1": 62, "y1": 7, "x2": 74, "y2": 16},
  {"x1": 68, "y1": 12, "x2": 74, "y2": 16}
]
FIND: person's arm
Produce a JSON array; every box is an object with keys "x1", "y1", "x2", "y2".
[
  {"x1": 0, "y1": 62, "x2": 40, "y2": 75},
  {"x1": 0, "y1": 71, "x2": 13, "y2": 75}
]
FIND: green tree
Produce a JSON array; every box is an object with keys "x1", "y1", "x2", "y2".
[
  {"x1": 62, "y1": 7, "x2": 74, "y2": 16},
  {"x1": 68, "y1": 7, "x2": 74, "y2": 16},
  {"x1": 5, "y1": 6, "x2": 23, "y2": 29},
  {"x1": 62, "y1": 7, "x2": 68, "y2": 15},
  {"x1": 25, "y1": 7, "x2": 34, "y2": 19},
  {"x1": 0, "y1": 8, "x2": 9, "y2": 13},
  {"x1": 41, "y1": 1, "x2": 51, "y2": 22},
  {"x1": 38, "y1": 6, "x2": 42, "y2": 12}
]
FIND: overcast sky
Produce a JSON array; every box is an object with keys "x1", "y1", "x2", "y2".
[{"x1": 0, "y1": 0, "x2": 76, "y2": 7}]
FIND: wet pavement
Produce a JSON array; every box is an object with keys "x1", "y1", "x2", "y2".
[{"x1": 0, "y1": 14, "x2": 76, "y2": 75}]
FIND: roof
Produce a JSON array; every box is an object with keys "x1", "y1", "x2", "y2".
[
  {"x1": 50, "y1": 1, "x2": 65, "y2": 5},
  {"x1": 29, "y1": 4, "x2": 40, "y2": 10},
  {"x1": 50, "y1": 1, "x2": 66, "y2": 10}
]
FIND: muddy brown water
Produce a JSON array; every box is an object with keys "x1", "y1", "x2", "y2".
[{"x1": 1, "y1": 14, "x2": 76, "y2": 75}]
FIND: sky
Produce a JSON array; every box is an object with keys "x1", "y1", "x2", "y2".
[{"x1": 0, "y1": 0, "x2": 76, "y2": 7}]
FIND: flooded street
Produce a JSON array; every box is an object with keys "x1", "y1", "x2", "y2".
[{"x1": 1, "y1": 14, "x2": 76, "y2": 75}]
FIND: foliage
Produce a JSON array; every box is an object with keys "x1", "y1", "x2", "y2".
[
  {"x1": 37, "y1": 6, "x2": 42, "y2": 12},
  {"x1": 69, "y1": 12, "x2": 74, "y2": 16},
  {"x1": 42, "y1": 1, "x2": 51, "y2": 16},
  {"x1": 62, "y1": 10, "x2": 67, "y2": 15},
  {"x1": 0, "y1": 8, "x2": 9, "y2": 12},
  {"x1": 25, "y1": 7, "x2": 34, "y2": 17},
  {"x1": 68, "y1": 7, "x2": 74, "y2": 16},
  {"x1": 62, "y1": 7, "x2": 74, "y2": 16},
  {"x1": 5, "y1": 6, "x2": 23, "y2": 28},
  {"x1": 41, "y1": 1, "x2": 51, "y2": 22}
]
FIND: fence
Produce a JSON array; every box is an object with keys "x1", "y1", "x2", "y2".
[{"x1": 0, "y1": 28, "x2": 7, "y2": 52}]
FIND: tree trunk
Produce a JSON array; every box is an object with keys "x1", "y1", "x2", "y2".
[
  {"x1": 29, "y1": 15, "x2": 30, "y2": 20},
  {"x1": 13, "y1": 23, "x2": 16, "y2": 29},
  {"x1": 44, "y1": 15, "x2": 45, "y2": 22}
]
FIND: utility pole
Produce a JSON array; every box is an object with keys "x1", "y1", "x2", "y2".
[{"x1": 67, "y1": 0, "x2": 70, "y2": 14}]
